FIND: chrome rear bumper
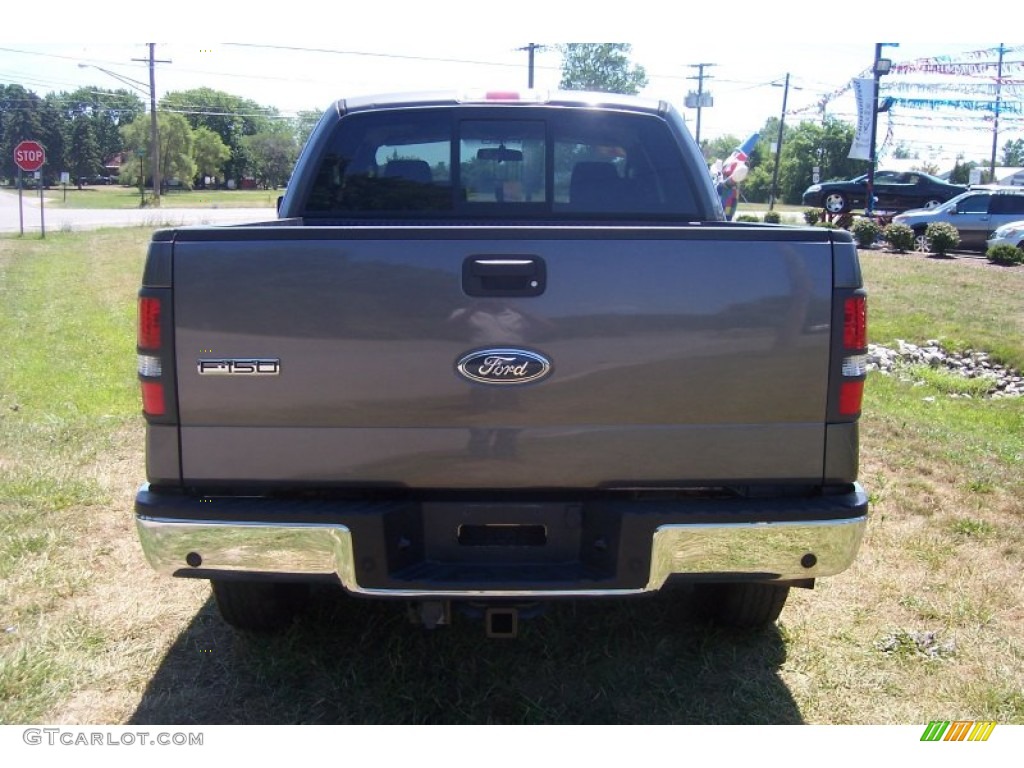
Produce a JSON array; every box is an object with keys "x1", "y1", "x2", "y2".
[{"x1": 136, "y1": 486, "x2": 867, "y2": 597}]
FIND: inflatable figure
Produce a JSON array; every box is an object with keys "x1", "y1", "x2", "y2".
[{"x1": 710, "y1": 133, "x2": 759, "y2": 221}]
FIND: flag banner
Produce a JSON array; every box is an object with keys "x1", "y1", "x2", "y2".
[
  {"x1": 888, "y1": 97, "x2": 1023, "y2": 114},
  {"x1": 891, "y1": 60, "x2": 1024, "y2": 76},
  {"x1": 849, "y1": 78, "x2": 874, "y2": 160},
  {"x1": 882, "y1": 81, "x2": 1024, "y2": 96}
]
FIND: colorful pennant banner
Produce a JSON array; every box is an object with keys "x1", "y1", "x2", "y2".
[{"x1": 885, "y1": 97, "x2": 1023, "y2": 114}]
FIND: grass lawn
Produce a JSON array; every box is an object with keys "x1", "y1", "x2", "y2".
[
  {"x1": 0, "y1": 231, "x2": 1021, "y2": 725},
  {"x1": 24, "y1": 185, "x2": 279, "y2": 210}
]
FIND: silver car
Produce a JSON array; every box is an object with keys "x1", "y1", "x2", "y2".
[
  {"x1": 986, "y1": 219, "x2": 1024, "y2": 251},
  {"x1": 893, "y1": 187, "x2": 1024, "y2": 252}
]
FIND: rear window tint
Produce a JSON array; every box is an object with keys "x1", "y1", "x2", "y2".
[
  {"x1": 303, "y1": 107, "x2": 701, "y2": 219},
  {"x1": 989, "y1": 193, "x2": 1024, "y2": 215}
]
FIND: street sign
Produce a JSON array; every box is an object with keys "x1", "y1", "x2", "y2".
[{"x1": 14, "y1": 140, "x2": 46, "y2": 172}]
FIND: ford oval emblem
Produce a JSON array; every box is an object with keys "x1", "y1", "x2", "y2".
[{"x1": 456, "y1": 348, "x2": 552, "y2": 386}]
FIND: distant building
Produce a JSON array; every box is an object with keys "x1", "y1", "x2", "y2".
[{"x1": 994, "y1": 167, "x2": 1024, "y2": 186}]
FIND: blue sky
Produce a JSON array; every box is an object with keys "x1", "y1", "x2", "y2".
[{"x1": 3, "y1": 3, "x2": 1020, "y2": 168}]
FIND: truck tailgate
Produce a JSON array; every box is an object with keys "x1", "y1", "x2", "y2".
[{"x1": 169, "y1": 226, "x2": 835, "y2": 488}]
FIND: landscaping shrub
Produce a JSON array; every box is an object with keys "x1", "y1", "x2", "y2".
[
  {"x1": 735, "y1": 214, "x2": 760, "y2": 223},
  {"x1": 850, "y1": 217, "x2": 881, "y2": 248},
  {"x1": 986, "y1": 243, "x2": 1024, "y2": 266},
  {"x1": 926, "y1": 221, "x2": 960, "y2": 257},
  {"x1": 835, "y1": 212, "x2": 854, "y2": 230},
  {"x1": 883, "y1": 222, "x2": 915, "y2": 253},
  {"x1": 763, "y1": 210, "x2": 781, "y2": 224},
  {"x1": 803, "y1": 209, "x2": 821, "y2": 226}
]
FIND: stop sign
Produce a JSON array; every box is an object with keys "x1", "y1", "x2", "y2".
[{"x1": 14, "y1": 140, "x2": 46, "y2": 173}]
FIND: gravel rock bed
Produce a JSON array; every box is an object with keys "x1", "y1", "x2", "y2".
[{"x1": 867, "y1": 340, "x2": 1023, "y2": 398}]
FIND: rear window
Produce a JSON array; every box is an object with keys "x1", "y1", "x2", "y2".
[
  {"x1": 303, "y1": 106, "x2": 701, "y2": 220},
  {"x1": 989, "y1": 193, "x2": 1024, "y2": 215}
]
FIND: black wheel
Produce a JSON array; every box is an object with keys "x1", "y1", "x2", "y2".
[
  {"x1": 211, "y1": 579, "x2": 309, "y2": 632},
  {"x1": 922, "y1": 198, "x2": 943, "y2": 209},
  {"x1": 694, "y1": 582, "x2": 790, "y2": 628},
  {"x1": 912, "y1": 228, "x2": 931, "y2": 253},
  {"x1": 823, "y1": 192, "x2": 849, "y2": 215}
]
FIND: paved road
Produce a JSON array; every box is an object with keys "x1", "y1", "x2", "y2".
[{"x1": 0, "y1": 189, "x2": 274, "y2": 234}]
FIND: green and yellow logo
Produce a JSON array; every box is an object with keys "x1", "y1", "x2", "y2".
[{"x1": 921, "y1": 721, "x2": 997, "y2": 742}]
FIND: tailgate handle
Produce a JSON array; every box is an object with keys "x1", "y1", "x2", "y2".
[{"x1": 463, "y1": 256, "x2": 546, "y2": 297}]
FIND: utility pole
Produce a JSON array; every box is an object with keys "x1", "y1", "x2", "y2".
[
  {"x1": 989, "y1": 43, "x2": 1005, "y2": 182},
  {"x1": 685, "y1": 63, "x2": 715, "y2": 147},
  {"x1": 518, "y1": 43, "x2": 544, "y2": 88},
  {"x1": 769, "y1": 73, "x2": 793, "y2": 211},
  {"x1": 132, "y1": 43, "x2": 171, "y2": 206}
]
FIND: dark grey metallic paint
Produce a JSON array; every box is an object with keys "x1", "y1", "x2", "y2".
[{"x1": 170, "y1": 231, "x2": 837, "y2": 488}]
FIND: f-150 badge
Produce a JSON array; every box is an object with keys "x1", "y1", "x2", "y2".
[
  {"x1": 197, "y1": 359, "x2": 280, "y2": 375},
  {"x1": 456, "y1": 348, "x2": 551, "y2": 385}
]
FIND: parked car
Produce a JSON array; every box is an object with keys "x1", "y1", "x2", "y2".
[
  {"x1": 986, "y1": 219, "x2": 1024, "y2": 251},
  {"x1": 893, "y1": 187, "x2": 1024, "y2": 252},
  {"x1": 802, "y1": 170, "x2": 966, "y2": 214}
]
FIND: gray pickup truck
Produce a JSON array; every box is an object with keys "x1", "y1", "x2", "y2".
[{"x1": 134, "y1": 90, "x2": 869, "y2": 636}]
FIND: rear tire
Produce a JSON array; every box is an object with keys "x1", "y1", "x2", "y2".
[
  {"x1": 694, "y1": 582, "x2": 790, "y2": 628},
  {"x1": 211, "y1": 580, "x2": 309, "y2": 632}
]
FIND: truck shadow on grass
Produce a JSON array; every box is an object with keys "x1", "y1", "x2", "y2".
[{"x1": 128, "y1": 586, "x2": 802, "y2": 725}]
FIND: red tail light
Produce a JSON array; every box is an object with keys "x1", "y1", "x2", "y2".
[
  {"x1": 844, "y1": 297, "x2": 867, "y2": 350},
  {"x1": 138, "y1": 295, "x2": 166, "y2": 418},
  {"x1": 839, "y1": 381, "x2": 864, "y2": 417},
  {"x1": 138, "y1": 297, "x2": 161, "y2": 350},
  {"x1": 140, "y1": 380, "x2": 166, "y2": 416},
  {"x1": 838, "y1": 295, "x2": 868, "y2": 417}
]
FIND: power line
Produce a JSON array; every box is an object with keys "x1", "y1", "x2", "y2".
[{"x1": 223, "y1": 42, "x2": 532, "y2": 70}]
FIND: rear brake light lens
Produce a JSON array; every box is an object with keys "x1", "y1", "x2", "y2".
[
  {"x1": 140, "y1": 380, "x2": 165, "y2": 416},
  {"x1": 836, "y1": 293, "x2": 868, "y2": 418},
  {"x1": 138, "y1": 297, "x2": 161, "y2": 349},
  {"x1": 843, "y1": 297, "x2": 867, "y2": 350},
  {"x1": 138, "y1": 294, "x2": 169, "y2": 420},
  {"x1": 839, "y1": 381, "x2": 864, "y2": 416}
]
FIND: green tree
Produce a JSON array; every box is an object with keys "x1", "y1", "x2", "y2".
[
  {"x1": 161, "y1": 87, "x2": 276, "y2": 182},
  {"x1": 120, "y1": 112, "x2": 196, "y2": 189},
  {"x1": 243, "y1": 125, "x2": 299, "y2": 189},
  {"x1": 294, "y1": 110, "x2": 323, "y2": 151},
  {"x1": 1001, "y1": 138, "x2": 1024, "y2": 167},
  {"x1": 912, "y1": 160, "x2": 941, "y2": 176},
  {"x1": 891, "y1": 142, "x2": 915, "y2": 159},
  {"x1": 192, "y1": 126, "x2": 231, "y2": 186},
  {"x1": 39, "y1": 94, "x2": 68, "y2": 184},
  {"x1": 68, "y1": 115, "x2": 101, "y2": 186},
  {"x1": 558, "y1": 44, "x2": 648, "y2": 95},
  {"x1": 949, "y1": 156, "x2": 970, "y2": 185},
  {"x1": 702, "y1": 134, "x2": 742, "y2": 164},
  {"x1": 769, "y1": 118, "x2": 860, "y2": 205},
  {"x1": 949, "y1": 156, "x2": 995, "y2": 184},
  {"x1": 1, "y1": 84, "x2": 44, "y2": 182},
  {"x1": 54, "y1": 86, "x2": 143, "y2": 166}
]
